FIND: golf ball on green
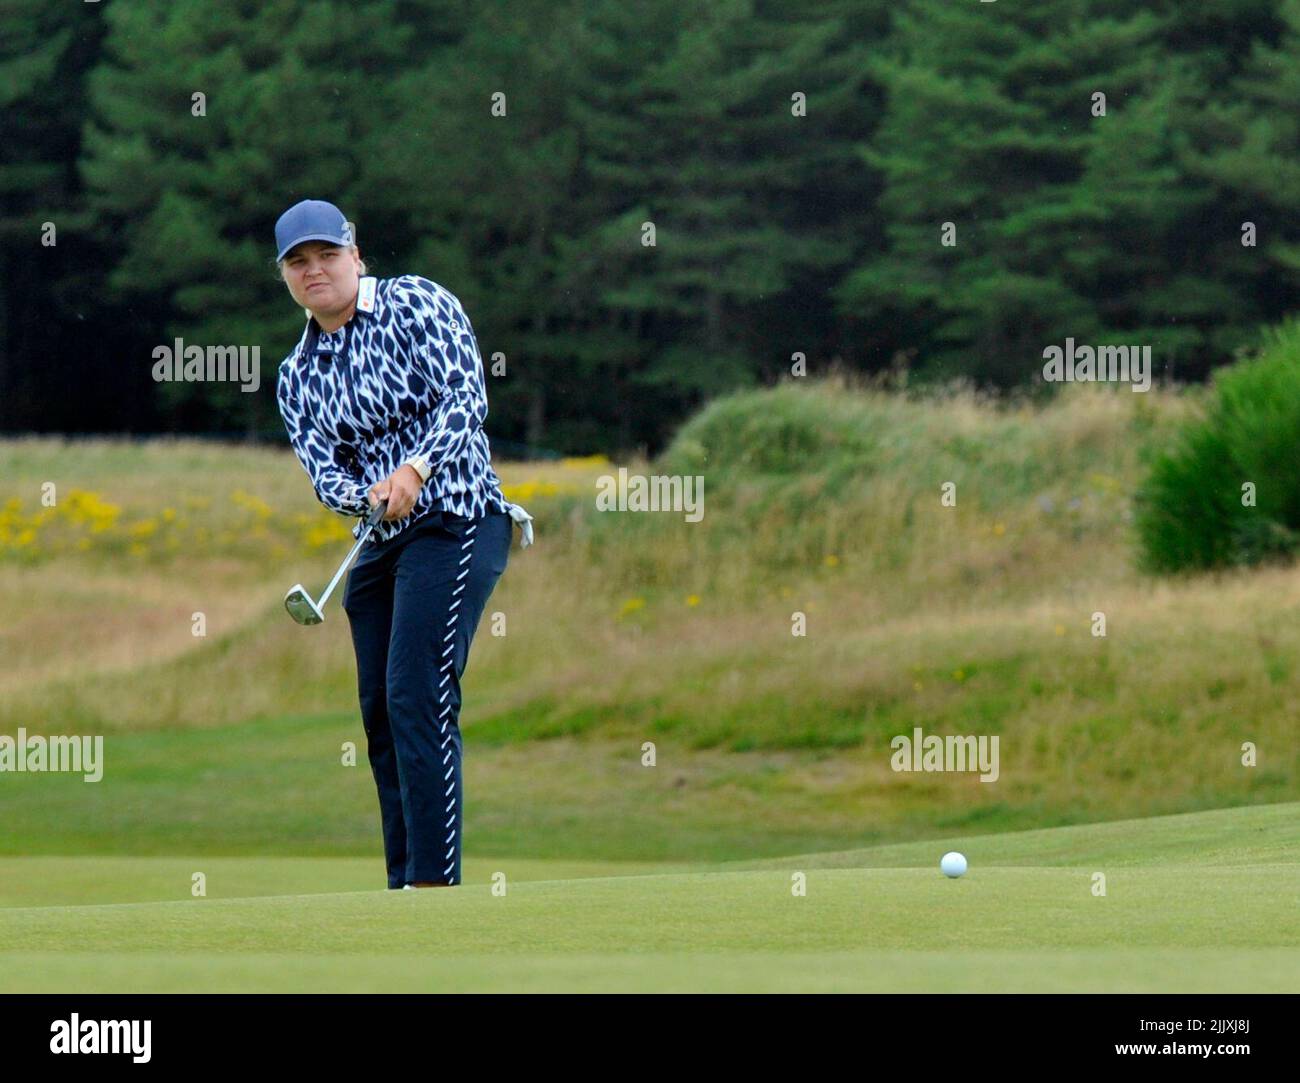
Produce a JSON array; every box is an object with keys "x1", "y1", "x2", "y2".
[{"x1": 940, "y1": 851, "x2": 967, "y2": 878}]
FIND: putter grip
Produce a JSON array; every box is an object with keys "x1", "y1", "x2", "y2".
[{"x1": 366, "y1": 499, "x2": 388, "y2": 528}]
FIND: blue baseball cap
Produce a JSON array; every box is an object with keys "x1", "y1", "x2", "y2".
[{"x1": 274, "y1": 199, "x2": 354, "y2": 261}]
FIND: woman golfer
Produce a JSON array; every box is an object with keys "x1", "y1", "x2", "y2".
[{"x1": 273, "y1": 199, "x2": 534, "y2": 889}]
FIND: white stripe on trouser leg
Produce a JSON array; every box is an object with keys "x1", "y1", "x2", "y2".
[{"x1": 435, "y1": 522, "x2": 477, "y2": 882}]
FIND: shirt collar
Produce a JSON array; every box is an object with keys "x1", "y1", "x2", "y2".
[{"x1": 299, "y1": 276, "x2": 378, "y2": 358}]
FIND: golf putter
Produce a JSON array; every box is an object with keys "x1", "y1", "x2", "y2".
[{"x1": 284, "y1": 499, "x2": 388, "y2": 626}]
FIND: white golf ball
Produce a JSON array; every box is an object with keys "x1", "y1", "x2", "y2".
[{"x1": 940, "y1": 851, "x2": 967, "y2": 878}]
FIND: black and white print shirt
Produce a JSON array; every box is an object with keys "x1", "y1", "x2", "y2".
[{"x1": 277, "y1": 274, "x2": 512, "y2": 544}]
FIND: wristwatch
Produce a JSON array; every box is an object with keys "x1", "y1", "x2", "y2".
[{"x1": 404, "y1": 455, "x2": 432, "y2": 483}]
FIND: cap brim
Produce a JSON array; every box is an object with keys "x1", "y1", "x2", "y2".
[{"x1": 277, "y1": 235, "x2": 349, "y2": 261}]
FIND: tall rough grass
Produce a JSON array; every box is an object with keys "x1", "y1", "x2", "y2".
[{"x1": 1, "y1": 378, "x2": 1293, "y2": 852}]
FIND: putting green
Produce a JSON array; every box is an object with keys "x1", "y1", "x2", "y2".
[{"x1": 1, "y1": 803, "x2": 1295, "y2": 992}]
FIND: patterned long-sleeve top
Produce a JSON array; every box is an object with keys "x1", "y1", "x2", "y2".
[{"x1": 276, "y1": 274, "x2": 512, "y2": 543}]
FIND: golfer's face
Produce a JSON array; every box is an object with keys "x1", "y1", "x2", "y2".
[{"x1": 282, "y1": 242, "x2": 359, "y2": 314}]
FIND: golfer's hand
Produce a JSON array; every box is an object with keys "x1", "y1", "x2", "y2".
[{"x1": 369, "y1": 465, "x2": 423, "y2": 521}]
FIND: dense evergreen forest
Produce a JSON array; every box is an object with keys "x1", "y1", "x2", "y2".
[{"x1": 2, "y1": 1, "x2": 1297, "y2": 454}]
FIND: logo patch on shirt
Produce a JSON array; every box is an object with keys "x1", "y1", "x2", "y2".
[{"x1": 357, "y1": 276, "x2": 377, "y2": 313}]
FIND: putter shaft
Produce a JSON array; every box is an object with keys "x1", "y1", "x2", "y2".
[
  {"x1": 318, "y1": 499, "x2": 388, "y2": 606},
  {"x1": 316, "y1": 523, "x2": 375, "y2": 609},
  {"x1": 284, "y1": 500, "x2": 388, "y2": 624}
]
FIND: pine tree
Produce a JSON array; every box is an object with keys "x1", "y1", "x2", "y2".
[
  {"x1": 0, "y1": 0, "x2": 102, "y2": 429},
  {"x1": 80, "y1": 0, "x2": 419, "y2": 433},
  {"x1": 1180, "y1": 0, "x2": 1300, "y2": 367},
  {"x1": 840, "y1": 0, "x2": 1298, "y2": 387},
  {"x1": 558, "y1": 0, "x2": 885, "y2": 448}
]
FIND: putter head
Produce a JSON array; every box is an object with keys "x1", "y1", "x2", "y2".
[
  {"x1": 283, "y1": 584, "x2": 325, "y2": 626},
  {"x1": 283, "y1": 500, "x2": 382, "y2": 627}
]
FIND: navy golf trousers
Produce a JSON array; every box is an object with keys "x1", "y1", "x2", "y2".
[{"x1": 342, "y1": 505, "x2": 511, "y2": 888}]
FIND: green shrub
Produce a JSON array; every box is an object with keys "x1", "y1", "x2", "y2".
[{"x1": 1136, "y1": 320, "x2": 1300, "y2": 573}]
